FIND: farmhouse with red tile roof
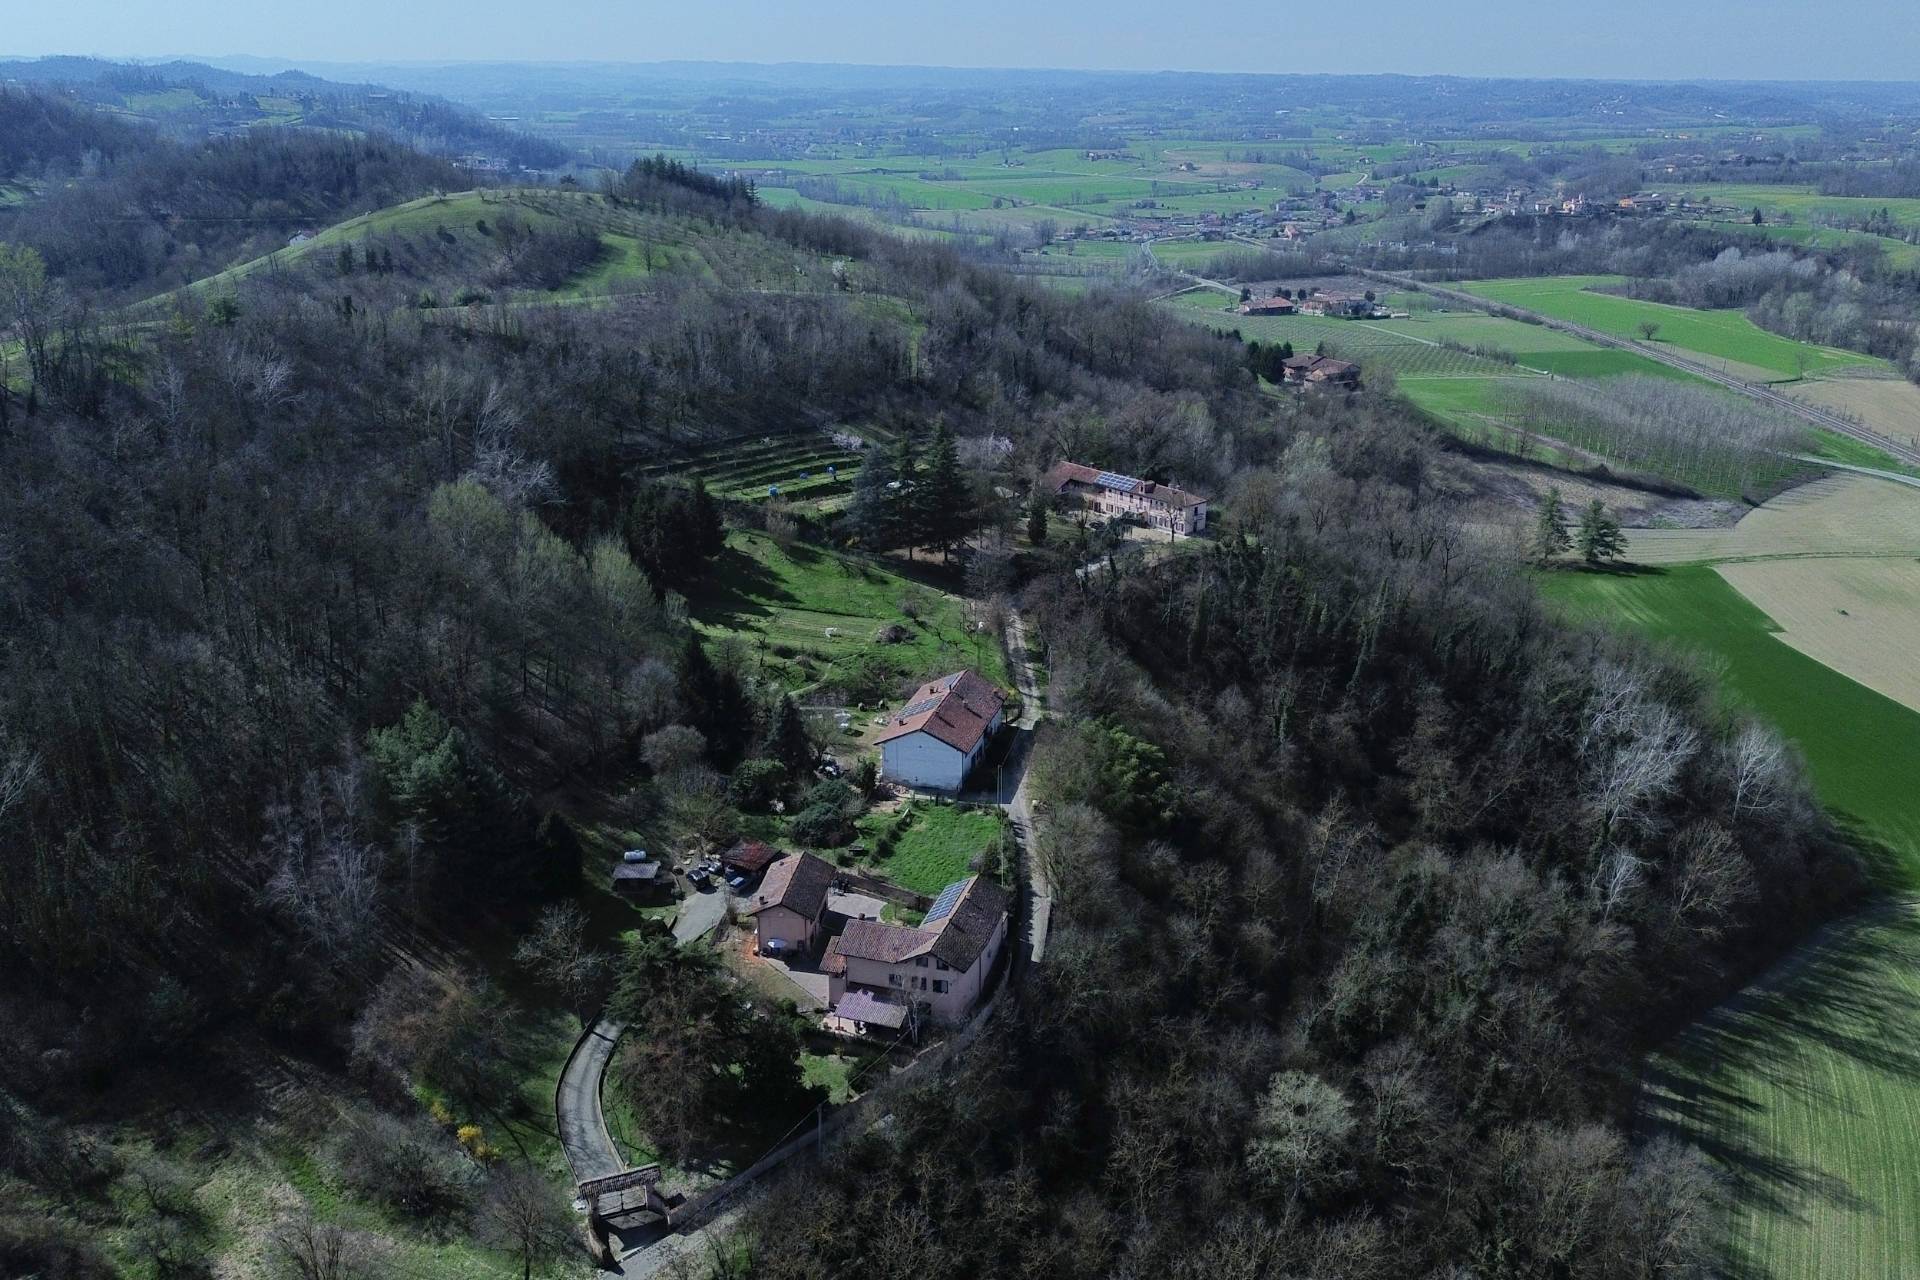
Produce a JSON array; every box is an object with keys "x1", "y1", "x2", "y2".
[
  {"x1": 1044, "y1": 462, "x2": 1209, "y2": 536},
  {"x1": 826, "y1": 875, "x2": 1010, "y2": 1029},
  {"x1": 876, "y1": 671, "x2": 1006, "y2": 791}
]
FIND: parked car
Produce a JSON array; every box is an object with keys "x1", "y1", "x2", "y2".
[
  {"x1": 727, "y1": 873, "x2": 748, "y2": 891},
  {"x1": 622, "y1": 849, "x2": 649, "y2": 864}
]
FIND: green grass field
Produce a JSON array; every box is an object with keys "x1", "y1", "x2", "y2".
[
  {"x1": 1640, "y1": 904, "x2": 1920, "y2": 1280},
  {"x1": 1540, "y1": 564, "x2": 1920, "y2": 885},
  {"x1": 1691, "y1": 218, "x2": 1920, "y2": 271},
  {"x1": 688, "y1": 531, "x2": 1009, "y2": 696},
  {"x1": 1698, "y1": 183, "x2": 1920, "y2": 234},
  {"x1": 853, "y1": 801, "x2": 1006, "y2": 896},
  {"x1": 1458, "y1": 276, "x2": 1883, "y2": 380}
]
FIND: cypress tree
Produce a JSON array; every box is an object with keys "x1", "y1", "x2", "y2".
[
  {"x1": 1027, "y1": 486, "x2": 1049, "y2": 546},
  {"x1": 923, "y1": 420, "x2": 971, "y2": 562}
]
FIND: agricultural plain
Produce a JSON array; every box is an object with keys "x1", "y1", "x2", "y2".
[
  {"x1": 1791, "y1": 375, "x2": 1920, "y2": 450},
  {"x1": 1716, "y1": 558, "x2": 1920, "y2": 714},
  {"x1": 1457, "y1": 275, "x2": 1882, "y2": 380},
  {"x1": 1621, "y1": 474, "x2": 1920, "y2": 565},
  {"x1": 1640, "y1": 905, "x2": 1920, "y2": 1280}
]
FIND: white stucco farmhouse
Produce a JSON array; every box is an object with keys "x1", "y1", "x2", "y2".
[{"x1": 875, "y1": 671, "x2": 1006, "y2": 791}]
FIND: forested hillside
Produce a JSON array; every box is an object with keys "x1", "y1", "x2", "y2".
[
  {"x1": 0, "y1": 111, "x2": 472, "y2": 295},
  {"x1": 0, "y1": 105, "x2": 1864, "y2": 1279},
  {"x1": 0, "y1": 57, "x2": 570, "y2": 168},
  {"x1": 745, "y1": 408, "x2": 1859, "y2": 1277}
]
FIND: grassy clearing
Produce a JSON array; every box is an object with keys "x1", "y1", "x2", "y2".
[
  {"x1": 1801, "y1": 428, "x2": 1920, "y2": 478},
  {"x1": 1717, "y1": 557, "x2": 1920, "y2": 715},
  {"x1": 1620, "y1": 474, "x2": 1920, "y2": 565},
  {"x1": 1458, "y1": 276, "x2": 1882, "y2": 380},
  {"x1": 1640, "y1": 904, "x2": 1920, "y2": 1280},
  {"x1": 1540, "y1": 563, "x2": 1920, "y2": 886},
  {"x1": 851, "y1": 801, "x2": 1006, "y2": 897},
  {"x1": 1697, "y1": 182, "x2": 1920, "y2": 233},
  {"x1": 687, "y1": 531, "x2": 1008, "y2": 696}
]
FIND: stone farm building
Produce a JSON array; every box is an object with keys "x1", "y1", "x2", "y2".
[
  {"x1": 1297, "y1": 292, "x2": 1378, "y2": 318},
  {"x1": 824, "y1": 875, "x2": 1010, "y2": 1028},
  {"x1": 1239, "y1": 296, "x2": 1296, "y2": 316},
  {"x1": 1283, "y1": 354, "x2": 1362, "y2": 388},
  {"x1": 1044, "y1": 461, "x2": 1209, "y2": 536},
  {"x1": 877, "y1": 671, "x2": 1006, "y2": 791}
]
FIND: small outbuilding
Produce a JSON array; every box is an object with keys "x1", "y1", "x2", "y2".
[
  {"x1": 743, "y1": 851, "x2": 837, "y2": 956},
  {"x1": 611, "y1": 861, "x2": 671, "y2": 904}
]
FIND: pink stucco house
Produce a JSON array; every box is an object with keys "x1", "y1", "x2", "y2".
[
  {"x1": 1044, "y1": 461, "x2": 1209, "y2": 536},
  {"x1": 743, "y1": 851, "x2": 835, "y2": 957},
  {"x1": 823, "y1": 875, "x2": 1010, "y2": 1029}
]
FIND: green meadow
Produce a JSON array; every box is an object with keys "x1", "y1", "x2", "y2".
[
  {"x1": 1459, "y1": 275, "x2": 1883, "y2": 380},
  {"x1": 687, "y1": 531, "x2": 1009, "y2": 696},
  {"x1": 1640, "y1": 904, "x2": 1920, "y2": 1280}
]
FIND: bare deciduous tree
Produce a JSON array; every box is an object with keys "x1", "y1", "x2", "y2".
[
  {"x1": 479, "y1": 1162, "x2": 578, "y2": 1280},
  {"x1": 514, "y1": 902, "x2": 610, "y2": 1019},
  {"x1": 273, "y1": 1210, "x2": 391, "y2": 1280}
]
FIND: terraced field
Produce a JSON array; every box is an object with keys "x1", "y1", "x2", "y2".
[{"x1": 638, "y1": 432, "x2": 869, "y2": 510}]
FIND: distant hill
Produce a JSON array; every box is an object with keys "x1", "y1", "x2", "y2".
[
  {"x1": 0, "y1": 55, "x2": 570, "y2": 171},
  {"x1": 0, "y1": 98, "x2": 474, "y2": 297}
]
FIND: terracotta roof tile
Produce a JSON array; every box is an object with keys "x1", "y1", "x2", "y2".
[
  {"x1": 836, "y1": 918, "x2": 935, "y2": 964},
  {"x1": 875, "y1": 670, "x2": 1006, "y2": 754},
  {"x1": 744, "y1": 852, "x2": 835, "y2": 920},
  {"x1": 1044, "y1": 461, "x2": 1208, "y2": 510}
]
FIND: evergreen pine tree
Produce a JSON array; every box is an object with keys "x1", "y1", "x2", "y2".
[
  {"x1": 887, "y1": 433, "x2": 921, "y2": 557},
  {"x1": 765, "y1": 694, "x2": 814, "y2": 781},
  {"x1": 1575, "y1": 500, "x2": 1626, "y2": 565},
  {"x1": 1532, "y1": 487, "x2": 1572, "y2": 563},
  {"x1": 1027, "y1": 486, "x2": 1049, "y2": 546},
  {"x1": 923, "y1": 420, "x2": 971, "y2": 562},
  {"x1": 676, "y1": 634, "x2": 722, "y2": 740},
  {"x1": 687, "y1": 477, "x2": 726, "y2": 559},
  {"x1": 846, "y1": 447, "x2": 897, "y2": 550}
]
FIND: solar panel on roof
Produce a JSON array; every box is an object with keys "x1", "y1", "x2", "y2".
[
  {"x1": 900, "y1": 696, "x2": 943, "y2": 718},
  {"x1": 1094, "y1": 470, "x2": 1138, "y2": 492},
  {"x1": 924, "y1": 879, "x2": 967, "y2": 924}
]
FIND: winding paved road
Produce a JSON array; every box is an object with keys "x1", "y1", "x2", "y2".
[
  {"x1": 556, "y1": 1018, "x2": 627, "y2": 1185},
  {"x1": 556, "y1": 882, "x2": 729, "y2": 1190}
]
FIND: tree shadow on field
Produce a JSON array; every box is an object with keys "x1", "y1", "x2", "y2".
[
  {"x1": 685, "y1": 544, "x2": 796, "y2": 627},
  {"x1": 1638, "y1": 901, "x2": 1920, "y2": 1273},
  {"x1": 1576, "y1": 560, "x2": 1669, "y2": 578}
]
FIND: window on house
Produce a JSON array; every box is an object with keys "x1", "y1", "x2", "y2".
[
  {"x1": 935, "y1": 958, "x2": 949, "y2": 971},
  {"x1": 916, "y1": 977, "x2": 928, "y2": 991},
  {"x1": 888, "y1": 973, "x2": 903, "y2": 988},
  {"x1": 914, "y1": 957, "x2": 927, "y2": 968},
  {"x1": 932, "y1": 980, "x2": 949, "y2": 994}
]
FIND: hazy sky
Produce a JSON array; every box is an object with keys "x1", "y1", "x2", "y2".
[{"x1": 7, "y1": 0, "x2": 1920, "y2": 80}]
